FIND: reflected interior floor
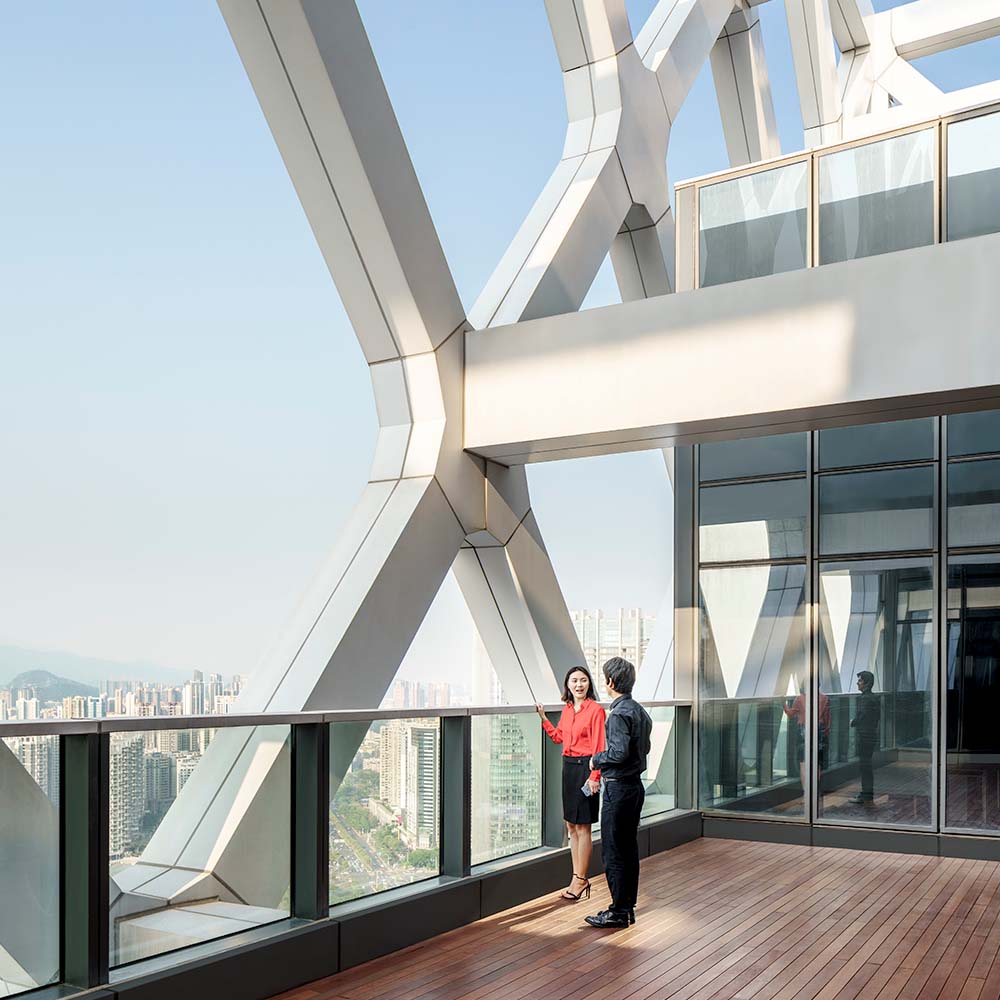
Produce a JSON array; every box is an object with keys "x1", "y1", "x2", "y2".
[
  {"x1": 270, "y1": 838, "x2": 1000, "y2": 1000},
  {"x1": 819, "y1": 760, "x2": 932, "y2": 825}
]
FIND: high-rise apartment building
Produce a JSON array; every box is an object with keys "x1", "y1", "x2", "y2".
[
  {"x1": 378, "y1": 721, "x2": 404, "y2": 809},
  {"x1": 7, "y1": 735, "x2": 60, "y2": 807},
  {"x1": 15, "y1": 697, "x2": 39, "y2": 721},
  {"x1": 570, "y1": 608, "x2": 656, "y2": 689},
  {"x1": 402, "y1": 723, "x2": 439, "y2": 849},
  {"x1": 175, "y1": 752, "x2": 202, "y2": 796},
  {"x1": 109, "y1": 735, "x2": 144, "y2": 859},
  {"x1": 144, "y1": 751, "x2": 177, "y2": 819}
]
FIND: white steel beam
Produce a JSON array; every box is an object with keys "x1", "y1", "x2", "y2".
[
  {"x1": 465, "y1": 233, "x2": 1000, "y2": 463},
  {"x1": 889, "y1": 0, "x2": 1000, "y2": 61}
]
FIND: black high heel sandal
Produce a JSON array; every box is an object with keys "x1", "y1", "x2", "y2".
[{"x1": 561, "y1": 874, "x2": 591, "y2": 901}]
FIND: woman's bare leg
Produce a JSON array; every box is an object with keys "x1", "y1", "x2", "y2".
[
  {"x1": 577, "y1": 824, "x2": 593, "y2": 883},
  {"x1": 564, "y1": 824, "x2": 586, "y2": 895}
]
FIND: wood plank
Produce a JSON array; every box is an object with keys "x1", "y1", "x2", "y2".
[{"x1": 265, "y1": 839, "x2": 1000, "y2": 1000}]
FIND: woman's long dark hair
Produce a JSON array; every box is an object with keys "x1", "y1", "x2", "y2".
[{"x1": 561, "y1": 665, "x2": 596, "y2": 705}]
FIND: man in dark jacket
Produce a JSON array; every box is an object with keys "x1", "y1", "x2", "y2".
[
  {"x1": 850, "y1": 670, "x2": 880, "y2": 805},
  {"x1": 586, "y1": 657, "x2": 653, "y2": 929}
]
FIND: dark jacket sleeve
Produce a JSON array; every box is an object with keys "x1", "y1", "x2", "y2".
[{"x1": 592, "y1": 710, "x2": 630, "y2": 768}]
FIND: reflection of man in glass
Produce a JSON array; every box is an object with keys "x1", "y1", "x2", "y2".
[
  {"x1": 783, "y1": 684, "x2": 831, "y2": 790},
  {"x1": 850, "y1": 670, "x2": 880, "y2": 805}
]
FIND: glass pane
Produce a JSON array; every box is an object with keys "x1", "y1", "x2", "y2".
[
  {"x1": 946, "y1": 558, "x2": 1000, "y2": 830},
  {"x1": 0, "y1": 736, "x2": 59, "y2": 996},
  {"x1": 818, "y1": 130, "x2": 935, "y2": 264},
  {"x1": 642, "y1": 706, "x2": 677, "y2": 818},
  {"x1": 329, "y1": 718, "x2": 440, "y2": 905},
  {"x1": 947, "y1": 111, "x2": 1000, "y2": 242},
  {"x1": 699, "y1": 161, "x2": 808, "y2": 288},
  {"x1": 109, "y1": 725, "x2": 290, "y2": 967},
  {"x1": 948, "y1": 409, "x2": 1000, "y2": 458},
  {"x1": 699, "y1": 564, "x2": 808, "y2": 817},
  {"x1": 699, "y1": 433, "x2": 807, "y2": 482},
  {"x1": 700, "y1": 479, "x2": 807, "y2": 562},
  {"x1": 949, "y1": 459, "x2": 1000, "y2": 548},
  {"x1": 817, "y1": 561, "x2": 933, "y2": 828},
  {"x1": 471, "y1": 713, "x2": 542, "y2": 865},
  {"x1": 818, "y1": 418, "x2": 934, "y2": 469},
  {"x1": 819, "y1": 467, "x2": 934, "y2": 555}
]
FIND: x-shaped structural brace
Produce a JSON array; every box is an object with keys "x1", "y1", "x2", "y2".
[{"x1": 104, "y1": 0, "x2": 1000, "y2": 922}]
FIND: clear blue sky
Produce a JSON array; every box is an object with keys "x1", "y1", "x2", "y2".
[{"x1": 0, "y1": 2, "x2": 997, "y2": 684}]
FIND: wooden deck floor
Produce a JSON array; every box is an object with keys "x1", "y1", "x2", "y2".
[{"x1": 274, "y1": 838, "x2": 1000, "y2": 1000}]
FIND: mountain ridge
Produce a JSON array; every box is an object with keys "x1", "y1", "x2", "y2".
[{"x1": 0, "y1": 643, "x2": 193, "y2": 689}]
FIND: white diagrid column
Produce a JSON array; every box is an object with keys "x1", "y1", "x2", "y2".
[
  {"x1": 710, "y1": 3, "x2": 781, "y2": 166},
  {"x1": 783, "y1": 0, "x2": 843, "y2": 145},
  {"x1": 473, "y1": 0, "x2": 740, "y2": 316},
  {"x1": 116, "y1": 0, "x2": 573, "y2": 923}
]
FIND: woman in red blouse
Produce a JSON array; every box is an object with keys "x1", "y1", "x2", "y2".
[{"x1": 535, "y1": 666, "x2": 606, "y2": 901}]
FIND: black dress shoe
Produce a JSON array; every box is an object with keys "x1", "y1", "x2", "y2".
[
  {"x1": 585, "y1": 909, "x2": 630, "y2": 928},
  {"x1": 628, "y1": 908, "x2": 636, "y2": 925}
]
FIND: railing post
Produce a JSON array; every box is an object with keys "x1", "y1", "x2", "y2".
[
  {"x1": 440, "y1": 715, "x2": 471, "y2": 878},
  {"x1": 542, "y1": 710, "x2": 565, "y2": 849},
  {"x1": 60, "y1": 731, "x2": 109, "y2": 990},
  {"x1": 290, "y1": 722, "x2": 330, "y2": 920},
  {"x1": 675, "y1": 704, "x2": 694, "y2": 811}
]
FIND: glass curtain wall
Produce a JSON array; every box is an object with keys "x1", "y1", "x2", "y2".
[
  {"x1": 697, "y1": 433, "x2": 809, "y2": 817},
  {"x1": 945, "y1": 409, "x2": 1000, "y2": 832},
  {"x1": 815, "y1": 419, "x2": 935, "y2": 828},
  {"x1": 696, "y1": 418, "x2": 943, "y2": 830}
]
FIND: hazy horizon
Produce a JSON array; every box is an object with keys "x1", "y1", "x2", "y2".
[{"x1": 2, "y1": 1, "x2": 995, "y2": 697}]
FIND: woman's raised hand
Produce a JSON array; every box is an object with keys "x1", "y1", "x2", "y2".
[{"x1": 535, "y1": 703, "x2": 546, "y2": 719}]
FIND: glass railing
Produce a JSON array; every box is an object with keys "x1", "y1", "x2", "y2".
[
  {"x1": 676, "y1": 101, "x2": 1000, "y2": 291},
  {"x1": 471, "y1": 712, "x2": 542, "y2": 866},
  {"x1": 108, "y1": 724, "x2": 291, "y2": 967},
  {"x1": 0, "y1": 734, "x2": 59, "y2": 996},
  {"x1": 0, "y1": 700, "x2": 687, "y2": 996},
  {"x1": 329, "y1": 716, "x2": 441, "y2": 905}
]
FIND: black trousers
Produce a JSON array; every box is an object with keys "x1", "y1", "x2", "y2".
[
  {"x1": 600, "y1": 778, "x2": 645, "y2": 913},
  {"x1": 858, "y1": 737, "x2": 876, "y2": 800}
]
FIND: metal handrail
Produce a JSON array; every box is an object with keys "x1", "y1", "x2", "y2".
[
  {"x1": 674, "y1": 98, "x2": 1000, "y2": 193},
  {"x1": 0, "y1": 699, "x2": 692, "y2": 737}
]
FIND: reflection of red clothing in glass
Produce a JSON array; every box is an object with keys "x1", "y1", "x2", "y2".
[
  {"x1": 542, "y1": 699, "x2": 607, "y2": 782},
  {"x1": 784, "y1": 692, "x2": 831, "y2": 733}
]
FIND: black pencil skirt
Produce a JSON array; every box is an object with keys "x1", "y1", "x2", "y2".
[{"x1": 562, "y1": 755, "x2": 599, "y2": 825}]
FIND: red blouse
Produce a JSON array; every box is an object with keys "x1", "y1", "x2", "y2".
[{"x1": 542, "y1": 699, "x2": 607, "y2": 783}]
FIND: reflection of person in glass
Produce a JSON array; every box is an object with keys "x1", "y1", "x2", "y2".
[
  {"x1": 850, "y1": 670, "x2": 880, "y2": 806},
  {"x1": 783, "y1": 683, "x2": 831, "y2": 789},
  {"x1": 535, "y1": 666, "x2": 605, "y2": 902}
]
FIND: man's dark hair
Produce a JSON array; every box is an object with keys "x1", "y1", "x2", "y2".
[
  {"x1": 857, "y1": 670, "x2": 875, "y2": 691},
  {"x1": 603, "y1": 656, "x2": 636, "y2": 695},
  {"x1": 560, "y1": 665, "x2": 596, "y2": 704}
]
